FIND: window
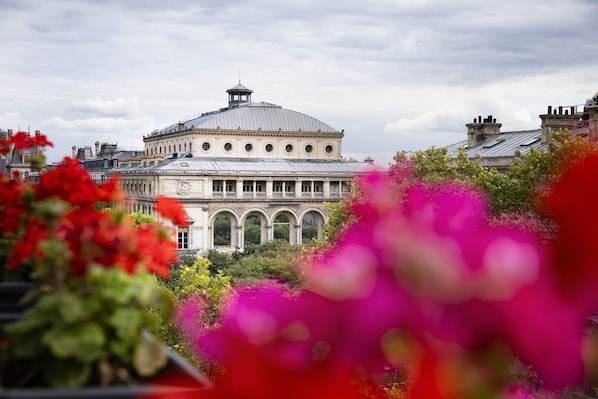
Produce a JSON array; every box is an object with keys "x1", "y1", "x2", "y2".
[
  {"x1": 224, "y1": 142, "x2": 232, "y2": 151},
  {"x1": 314, "y1": 181, "x2": 323, "y2": 193},
  {"x1": 213, "y1": 180, "x2": 224, "y2": 192},
  {"x1": 330, "y1": 181, "x2": 340, "y2": 193},
  {"x1": 243, "y1": 180, "x2": 254, "y2": 192},
  {"x1": 245, "y1": 143, "x2": 253, "y2": 152},
  {"x1": 202, "y1": 142, "x2": 210, "y2": 151},
  {"x1": 285, "y1": 181, "x2": 295, "y2": 193},
  {"x1": 265, "y1": 143, "x2": 273, "y2": 153},
  {"x1": 301, "y1": 181, "x2": 312, "y2": 192},
  {"x1": 285, "y1": 144, "x2": 294, "y2": 153},
  {"x1": 341, "y1": 181, "x2": 351, "y2": 193},
  {"x1": 178, "y1": 228, "x2": 189, "y2": 249},
  {"x1": 325, "y1": 145, "x2": 334, "y2": 154},
  {"x1": 273, "y1": 181, "x2": 283, "y2": 192},
  {"x1": 305, "y1": 144, "x2": 313, "y2": 153},
  {"x1": 226, "y1": 180, "x2": 236, "y2": 193},
  {"x1": 256, "y1": 181, "x2": 265, "y2": 192}
]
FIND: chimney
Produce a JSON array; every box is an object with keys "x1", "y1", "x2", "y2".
[
  {"x1": 466, "y1": 115, "x2": 501, "y2": 146},
  {"x1": 364, "y1": 156, "x2": 374, "y2": 165},
  {"x1": 72, "y1": 146, "x2": 77, "y2": 158},
  {"x1": 540, "y1": 104, "x2": 582, "y2": 142},
  {"x1": 95, "y1": 141, "x2": 100, "y2": 156}
]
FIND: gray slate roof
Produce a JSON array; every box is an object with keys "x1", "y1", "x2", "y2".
[
  {"x1": 115, "y1": 157, "x2": 381, "y2": 176},
  {"x1": 445, "y1": 129, "x2": 546, "y2": 159},
  {"x1": 150, "y1": 102, "x2": 339, "y2": 136}
]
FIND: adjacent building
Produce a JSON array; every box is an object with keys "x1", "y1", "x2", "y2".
[{"x1": 445, "y1": 91, "x2": 598, "y2": 171}]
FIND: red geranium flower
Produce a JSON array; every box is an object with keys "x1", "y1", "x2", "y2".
[{"x1": 156, "y1": 195, "x2": 188, "y2": 227}]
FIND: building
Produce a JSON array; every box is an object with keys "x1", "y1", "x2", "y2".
[
  {"x1": 445, "y1": 91, "x2": 598, "y2": 171},
  {"x1": 80, "y1": 83, "x2": 380, "y2": 256}
]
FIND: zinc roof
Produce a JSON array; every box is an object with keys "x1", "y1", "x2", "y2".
[
  {"x1": 445, "y1": 129, "x2": 546, "y2": 159},
  {"x1": 151, "y1": 102, "x2": 339, "y2": 135},
  {"x1": 115, "y1": 157, "x2": 382, "y2": 176}
]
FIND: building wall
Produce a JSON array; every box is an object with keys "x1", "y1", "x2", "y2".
[
  {"x1": 119, "y1": 171, "x2": 353, "y2": 255},
  {"x1": 143, "y1": 128, "x2": 343, "y2": 160}
]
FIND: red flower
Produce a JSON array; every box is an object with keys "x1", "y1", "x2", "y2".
[
  {"x1": 543, "y1": 151, "x2": 598, "y2": 307},
  {"x1": 36, "y1": 157, "x2": 100, "y2": 206},
  {"x1": 156, "y1": 195, "x2": 188, "y2": 227}
]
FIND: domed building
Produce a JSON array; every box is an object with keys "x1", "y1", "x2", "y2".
[{"x1": 108, "y1": 83, "x2": 380, "y2": 255}]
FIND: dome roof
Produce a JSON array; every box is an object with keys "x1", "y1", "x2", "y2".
[{"x1": 154, "y1": 101, "x2": 339, "y2": 135}]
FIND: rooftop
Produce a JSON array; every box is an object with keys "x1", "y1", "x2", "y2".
[
  {"x1": 445, "y1": 129, "x2": 546, "y2": 159},
  {"x1": 114, "y1": 156, "x2": 381, "y2": 176},
  {"x1": 148, "y1": 83, "x2": 340, "y2": 136}
]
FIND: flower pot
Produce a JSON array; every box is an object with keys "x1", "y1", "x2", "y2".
[
  {"x1": 0, "y1": 347, "x2": 212, "y2": 399},
  {"x1": 0, "y1": 283, "x2": 32, "y2": 339}
]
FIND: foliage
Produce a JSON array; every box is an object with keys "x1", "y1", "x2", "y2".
[
  {"x1": 244, "y1": 215, "x2": 261, "y2": 247},
  {"x1": 205, "y1": 249, "x2": 240, "y2": 275},
  {"x1": 5, "y1": 267, "x2": 171, "y2": 388},
  {"x1": 322, "y1": 200, "x2": 355, "y2": 244},
  {"x1": 213, "y1": 215, "x2": 231, "y2": 245},
  {"x1": 128, "y1": 210, "x2": 158, "y2": 226},
  {"x1": 146, "y1": 258, "x2": 231, "y2": 372},
  {"x1": 220, "y1": 240, "x2": 302, "y2": 286},
  {"x1": 0, "y1": 133, "x2": 188, "y2": 388}
]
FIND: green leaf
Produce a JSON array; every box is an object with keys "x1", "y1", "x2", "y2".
[
  {"x1": 108, "y1": 307, "x2": 141, "y2": 341},
  {"x1": 43, "y1": 321, "x2": 106, "y2": 362},
  {"x1": 133, "y1": 336, "x2": 167, "y2": 377},
  {"x1": 58, "y1": 294, "x2": 89, "y2": 323}
]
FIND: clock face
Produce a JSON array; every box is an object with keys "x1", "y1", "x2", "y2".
[{"x1": 177, "y1": 180, "x2": 191, "y2": 195}]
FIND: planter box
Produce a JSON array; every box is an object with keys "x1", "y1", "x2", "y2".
[
  {"x1": 0, "y1": 283, "x2": 32, "y2": 339},
  {"x1": 0, "y1": 348, "x2": 212, "y2": 399}
]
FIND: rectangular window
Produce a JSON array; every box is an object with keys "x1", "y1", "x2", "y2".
[
  {"x1": 301, "y1": 181, "x2": 312, "y2": 193},
  {"x1": 330, "y1": 181, "x2": 340, "y2": 194},
  {"x1": 273, "y1": 181, "x2": 283, "y2": 192},
  {"x1": 285, "y1": 181, "x2": 295, "y2": 193},
  {"x1": 225, "y1": 180, "x2": 236, "y2": 193},
  {"x1": 255, "y1": 181, "x2": 266, "y2": 192},
  {"x1": 314, "y1": 181, "x2": 323, "y2": 193},
  {"x1": 213, "y1": 180, "x2": 224, "y2": 192},
  {"x1": 243, "y1": 180, "x2": 254, "y2": 192},
  {"x1": 177, "y1": 228, "x2": 189, "y2": 249}
]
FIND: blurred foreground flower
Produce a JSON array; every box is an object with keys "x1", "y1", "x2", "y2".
[
  {"x1": 172, "y1": 152, "x2": 598, "y2": 398},
  {"x1": 1, "y1": 132, "x2": 189, "y2": 388}
]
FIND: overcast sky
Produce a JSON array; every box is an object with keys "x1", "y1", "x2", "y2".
[{"x1": 1, "y1": 0, "x2": 596, "y2": 166}]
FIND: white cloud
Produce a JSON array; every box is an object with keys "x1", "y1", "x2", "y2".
[
  {"x1": 0, "y1": 0, "x2": 596, "y2": 163},
  {"x1": 72, "y1": 97, "x2": 142, "y2": 117},
  {"x1": 384, "y1": 111, "x2": 465, "y2": 136}
]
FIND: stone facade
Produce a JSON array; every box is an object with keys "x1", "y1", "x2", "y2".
[{"x1": 79, "y1": 83, "x2": 380, "y2": 256}]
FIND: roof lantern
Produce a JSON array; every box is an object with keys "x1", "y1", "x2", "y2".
[{"x1": 226, "y1": 82, "x2": 253, "y2": 108}]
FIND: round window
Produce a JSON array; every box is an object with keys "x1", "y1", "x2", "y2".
[
  {"x1": 285, "y1": 144, "x2": 294, "y2": 153},
  {"x1": 305, "y1": 144, "x2": 313, "y2": 153},
  {"x1": 265, "y1": 143, "x2": 274, "y2": 153},
  {"x1": 224, "y1": 142, "x2": 232, "y2": 151},
  {"x1": 202, "y1": 142, "x2": 210, "y2": 151},
  {"x1": 245, "y1": 143, "x2": 254, "y2": 152},
  {"x1": 325, "y1": 145, "x2": 334, "y2": 154}
]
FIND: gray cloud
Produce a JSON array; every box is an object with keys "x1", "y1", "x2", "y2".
[{"x1": 0, "y1": 0, "x2": 596, "y2": 166}]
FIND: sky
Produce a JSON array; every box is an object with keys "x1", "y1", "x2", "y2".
[{"x1": 1, "y1": 0, "x2": 597, "y2": 167}]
